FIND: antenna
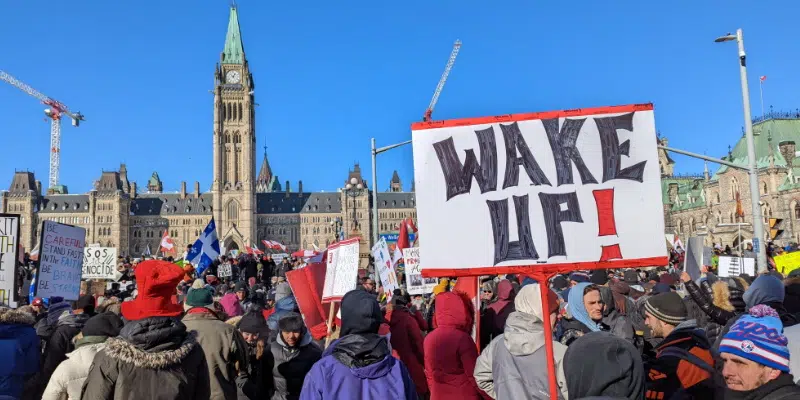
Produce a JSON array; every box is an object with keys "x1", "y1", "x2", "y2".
[{"x1": 230, "y1": 0, "x2": 237, "y2": 8}]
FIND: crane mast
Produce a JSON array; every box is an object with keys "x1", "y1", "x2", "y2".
[
  {"x1": 0, "y1": 70, "x2": 84, "y2": 190},
  {"x1": 423, "y1": 40, "x2": 462, "y2": 122}
]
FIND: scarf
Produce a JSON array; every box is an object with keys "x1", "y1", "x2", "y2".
[{"x1": 567, "y1": 282, "x2": 602, "y2": 332}]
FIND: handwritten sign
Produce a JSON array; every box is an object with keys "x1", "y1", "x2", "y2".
[
  {"x1": 718, "y1": 256, "x2": 755, "y2": 278},
  {"x1": 0, "y1": 214, "x2": 20, "y2": 307},
  {"x1": 36, "y1": 221, "x2": 86, "y2": 300},
  {"x1": 371, "y1": 238, "x2": 398, "y2": 299},
  {"x1": 322, "y1": 237, "x2": 360, "y2": 302},
  {"x1": 82, "y1": 247, "x2": 118, "y2": 279},
  {"x1": 411, "y1": 104, "x2": 667, "y2": 275},
  {"x1": 774, "y1": 252, "x2": 800, "y2": 276},
  {"x1": 404, "y1": 247, "x2": 437, "y2": 295},
  {"x1": 217, "y1": 263, "x2": 232, "y2": 278}
]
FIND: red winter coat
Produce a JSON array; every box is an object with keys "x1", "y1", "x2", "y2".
[
  {"x1": 388, "y1": 307, "x2": 428, "y2": 395},
  {"x1": 424, "y1": 292, "x2": 488, "y2": 400}
]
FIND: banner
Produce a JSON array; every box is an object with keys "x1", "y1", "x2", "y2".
[
  {"x1": 271, "y1": 253, "x2": 289, "y2": 264},
  {"x1": 371, "y1": 238, "x2": 398, "y2": 299},
  {"x1": 411, "y1": 104, "x2": 667, "y2": 275},
  {"x1": 82, "y1": 247, "x2": 118, "y2": 280},
  {"x1": 0, "y1": 214, "x2": 20, "y2": 307},
  {"x1": 718, "y1": 256, "x2": 755, "y2": 278},
  {"x1": 322, "y1": 237, "x2": 360, "y2": 302},
  {"x1": 36, "y1": 221, "x2": 86, "y2": 300},
  {"x1": 404, "y1": 247, "x2": 437, "y2": 295},
  {"x1": 773, "y1": 252, "x2": 800, "y2": 276},
  {"x1": 286, "y1": 261, "x2": 339, "y2": 340}
]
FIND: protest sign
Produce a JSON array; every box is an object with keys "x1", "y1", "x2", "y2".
[
  {"x1": 404, "y1": 247, "x2": 437, "y2": 295},
  {"x1": 36, "y1": 221, "x2": 86, "y2": 300},
  {"x1": 0, "y1": 214, "x2": 20, "y2": 307},
  {"x1": 683, "y1": 237, "x2": 704, "y2": 282},
  {"x1": 371, "y1": 238, "x2": 398, "y2": 299},
  {"x1": 217, "y1": 263, "x2": 232, "y2": 278},
  {"x1": 411, "y1": 104, "x2": 668, "y2": 276},
  {"x1": 774, "y1": 251, "x2": 800, "y2": 276},
  {"x1": 272, "y1": 253, "x2": 289, "y2": 264},
  {"x1": 322, "y1": 237, "x2": 360, "y2": 302},
  {"x1": 82, "y1": 247, "x2": 118, "y2": 279},
  {"x1": 718, "y1": 256, "x2": 755, "y2": 278}
]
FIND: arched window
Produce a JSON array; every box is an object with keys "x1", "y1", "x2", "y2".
[
  {"x1": 221, "y1": 102, "x2": 226, "y2": 120},
  {"x1": 676, "y1": 220, "x2": 682, "y2": 234},
  {"x1": 689, "y1": 217, "x2": 695, "y2": 232},
  {"x1": 227, "y1": 103, "x2": 232, "y2": 121},
  {"x1": 762, "y1": 181, "x2": 768, "y2": 195},
  {"x1": 238, "y1": 103, "x2": 243, "y2": 121},
  {"x1": 729, "y1": 212, "x2": 734, "y2": 223},
  {"x1": 795, "y1": 203, "x2": 800, "y2": 220},
  {"x1": 715, "y1": 192, "x2": 720, "y2": 204},
  {"x1": 730, "y1": 177, "x2": 739, "y2": 200},
  {"x1": 227, "y1": 200, "x2": 239, "y2": 221}
]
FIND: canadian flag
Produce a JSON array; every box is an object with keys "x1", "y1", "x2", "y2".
[
  {"x1": 244, "y1": 245, "x2": 254, "y2": 255},
  {"x1": 252, "y1": 243, "x2": 264, "y2": 255},
  {"x1": 262, "y1": 240, "x2": 287, "y2": 252},
  {"x1": 397, "y1": 217, "x2": 418, "y2": 252},
  {"x1": 159, "y1": 230, "x2": 176, "y2": 255}
]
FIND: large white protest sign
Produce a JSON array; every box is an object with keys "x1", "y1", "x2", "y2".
[
  {"x1": 37, "y1": 221, "x2": 86, "y2": 300},
  {"x1": 371, "y1": 238, "x2": 398, "y2": 299},
  {"x1": 404, "y1": 247, "x2": 437, "y2": 295},
  {"x1": 322, "y1": 237, "x2": 360, "y2": 302},
  {"x1": 271, "y1": 253, "x2": 289, "y2": 264},
  {"x1": 718, "y1": 256, "x2": 755, "y2": 278},
  {"x1": 0, "y1": 214, "x2": 20, "y2": 307},
  {"x1": 82, "y1": 247, "x2": 118, "y2": 280},
  {"x1": 412, "y1": 104, "x2": 667, "y2": 275}
]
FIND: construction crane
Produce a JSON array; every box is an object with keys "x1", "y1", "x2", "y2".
[
  {"x1": 423, "y1": 40, "x2": 461, "y2": 122},
  {"x1": 0, "y1": 70, "x2": 84, "y2": 190}
]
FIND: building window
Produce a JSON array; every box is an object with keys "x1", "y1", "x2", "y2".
[
  {"x1": 762, "y1": 181, "x2": 768, "y2": 195},
  {"x1": 795, "y1": 204, "x2": 800, "y2": 220},
  {"x1": 227, "y1": 201, "x2": 239, "y2": 220}
]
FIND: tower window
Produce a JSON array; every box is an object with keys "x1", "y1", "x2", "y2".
[{"x1": 238, "y1": 103, "x2": 243, "y2": 121}]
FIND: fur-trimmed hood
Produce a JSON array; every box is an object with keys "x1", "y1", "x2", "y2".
[
  {"x1": 104, "y1": 331, "x2": 197, "y2": 369},
  {"x1": 0, "y1": 308, "x2": 36, "y2": 326},
  {"x1": 711, "y1": 277, "x2": 748, "y2": 313}
]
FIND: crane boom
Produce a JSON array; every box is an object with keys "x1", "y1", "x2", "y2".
[
  {"x1": 0, "y1": 70, "x2": 85, "y2": 189},
  {"x1": 423, "y1": 39, "x2": 461, "y2": 122}
]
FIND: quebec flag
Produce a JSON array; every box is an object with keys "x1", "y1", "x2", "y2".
[{"x1": 186, "y1": 218, "x2": 221, "y2": 275}]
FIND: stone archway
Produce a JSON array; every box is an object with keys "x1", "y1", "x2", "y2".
[{"x1": 223, "y1": 236, "x2": 242, "y2": 255}]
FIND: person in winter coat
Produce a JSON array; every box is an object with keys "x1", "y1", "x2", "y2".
[
  {"x1": 267, "y1": 285, "x2": 298, "y2": 340},
  {"x1": 259, "y1": 256, "x2": 276, "y2": 286},
  {"x1": 598, "y1": 286, "x2": 636, "y2": 345},
  {"x1": 265, "y1": 313, "x2": 322, "y2": 400},
  {"x1": 564, "y1": 331, "x2": 645, "y2": 399},
  {"x1": 480, "y1": 280, "x2": 515, "y2": 349},
  {"x1": 37, "y1": 299, "x2": 91, "y2": 398},
  {"x1": 556, "y1": 283, "x2": 609, "y2": 346},
  {"x1": 682, "y1": 271, "x2": 748, "y2": 345},
  {"x1": 473, "y1": 283, "x2": 568, "y2": 399},
  {"x1": 300, "y1": 289, "x2": 418, "y2": 400},
  {"x1": 42, "y1": 312, "x2": 123, "y2": 400},
  {"x1": 237, "y1": 310, "x2": 272, "y2": 400},
  {"x1": 235, "y1": 283, "x2": 254, "y2": 314},
  {"x1": 80, "y1": 260, "x2": 210, "y2": 400},
  {"x1": 221, "y1": 292, "x2": 244, "y2": 319},
  {"x1": 0, "y1": 307, "x2": 40, "y2": 400},
  {"x1": 386, "y1": 291, "x2": 428, "y2": 396},
  {"x1": 424, "y1": 291, "x2": 486, "y2": 400},
  {"x1": 182, "y1": 284, "x2": 249, "y2": 400}
]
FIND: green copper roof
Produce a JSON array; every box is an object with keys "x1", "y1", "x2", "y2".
[
  {"x1": 711, "y1": 119, "x2": 800, "y2": 180},
  {"x1": 661, "y1": 177, "x2": 707, "y2": 211},
  {"x1": 148, "y1": 172, "x2": 161, "y2": 187},
  {"x1": 222, "y1": 7, "x2": 245, "y2": 64}
]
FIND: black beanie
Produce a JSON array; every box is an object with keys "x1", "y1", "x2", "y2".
[
  {"x1": 644, "y1": 292, "x2": 688, "y2": 326},
  {"x1": 590, "y1": 269, "x2": 609, "y2": 285},
  {"x1": 235, "y1": 282, "x2": 247, "y2": 293},
  {"x1": 238, "y1": 310, "x2": 267, "y2": 335},
  {"x1": 82, "y1": 312, "x2": 124, "y2": 337},
  {"x1": 551, "y1": 275, "x2": 569, "y2": 291},
  {"x1": 340, "y1": 289, "x2": 381, "y2": 336},
  {"x1": 564, "y1": 331, "x2": 644, "y2": 399},
  {"x1": 624, "y1": 270, "x2": 640, "y2": 285}
]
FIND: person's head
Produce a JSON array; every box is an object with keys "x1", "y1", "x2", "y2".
[
  {"x1": 235, "y1": 282, "x2": 247, "y2": 301},
  {"x1": 480, "y1": 281, "x2": 496, "y2": 301},
  {"x1": 238, "y1": 310, "x2": 267, "y2": 345},
  {"x1": 564, "y1": 332, "x2": 644, "y2": 399},
  {"x1": 590, "y1": 269, "x2": 609, "y2": 286},
  {"x1": 515, "y1": 283, "x2": 559, "y2": 329},
  {"x1": 278, "y1": 313, "x2": 305, "y2": 347},
  {"x1": 720, "y1": 305, "x2": 790, "y2": 391},
  {"x1": 74, "y1": 295, "x2": 95, "y2": 315},
  {"x1": 361, "y1": 277, "x2": 375, "y2": 293},
  {"x1": 340, "y1": 289, "x2": 382, "y2": 336},
  {"x1": 120, "y1": 260, "x2": 185, "y2": 321},
  {"x1": 582, "y1": 284, "x2": 603, "y2": 322},
  {"x1": 569, "y1": 272, "x2": 589, "y2": 286},
  {"x1": 81, "y1": 312, "x2": 123, "y2": 338},
  {"x1": 643, "y1": 292, "x2": 687, "y2": 338},
  {"x1": 31, "y1": 297, "x2": 44, "y2": 315}
]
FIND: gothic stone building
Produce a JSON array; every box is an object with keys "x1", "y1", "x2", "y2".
[
  {"x1": 2, "y1": 7, "x2": 416, "y2": 257},
  {"x1": 661, "y1": 111, "x2": 800, "y2": 249}
]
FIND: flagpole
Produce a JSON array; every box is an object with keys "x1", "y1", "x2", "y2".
[{"x1": 760, "y1": 79, "x2": 765, "y2": 117}]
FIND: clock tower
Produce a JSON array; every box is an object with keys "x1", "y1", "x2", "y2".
[{"x1": 212, "y1": 5, "x2": 256, "y2": 251}]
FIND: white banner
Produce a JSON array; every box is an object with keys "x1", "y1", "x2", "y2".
[
  {"x1": 411, "y1": 104, "x2": 667, "y2": 274},
  {"x1": 0, "y1": 214, "x2": 20, "y2": 307},
  {"x1": 371, "y1": 238, "x2": 398, "y2": 299},
  {"x1": 404, "y1": 247, "x2": 437, "y2": 295},
  {"x1": 37, "y1": 221, "x2": 86, "y2": 300},
  {"x1": 218, "y1": 263, "x2": 232, "y2": 278},
  {"x1": 271, "y1": 253, "x2": 289, "y2": 264},
  {"x1": 718, "y1": 256, "x2": 756, "y2": 278},
  {"x1": 322, "y1": 237, "x2": 360, "y2": 302},
  {"x1": 82, "y1": 247, "x2": 118, "y2": 280}
]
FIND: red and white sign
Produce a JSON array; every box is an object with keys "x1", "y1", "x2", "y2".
[{"x1": 322, "y1": 237, "x2": 360, "y2": 303}]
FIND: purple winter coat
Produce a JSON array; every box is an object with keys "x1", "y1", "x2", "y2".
[{"x1": 299, "y1": 335, "x2": 418, "y2": 400}]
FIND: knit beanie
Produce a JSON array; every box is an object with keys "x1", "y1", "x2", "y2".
[
  {"x1": 47, "y1": 301, "x2": 72, "y2": 326},
  {"x1": 720, "y1": 305, "x2": 790, "y2": 372},
  {"x1": 644, "y1": 292, "x2": 687, "y2": 326},
  {"x1": 590, "y1": 270, "x2": 609, "y2": 285},
  {"x1": 238, "y1": 310, "x2": 268, "y2": 335},
  {"x1": 82, "y1": 312, "x2": 124, "y2": 337},
  {"x1": 185, "y1": 288, "x2": 214, "y2": 308},
  {"x1": 569, "y1": 272, "x2": 590, "y2": 283},
  {"x1": 651, "y1": 283, "x2": 672, "y2": 295}
]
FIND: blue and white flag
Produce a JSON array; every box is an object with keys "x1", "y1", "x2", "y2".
[{"x1": 186, "y1": 218, "x2": 221, "y2": 275}]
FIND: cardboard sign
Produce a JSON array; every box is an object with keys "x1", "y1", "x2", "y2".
[
  {"x1": 773, "y1": 252, "x2": 800, "y2": 276},
  {"x1": 36, "y1": 221, "x2": 86, "y2": 300},
  {"x1": 322, "y1": 237, "x2": 360, "y2": 302},
  {"x1": 404, "y1": 247, "x2": 437, "y2": 295},
  {"x1": 371, "y1": 238, "x2": 398, "y2": 299},
  {"x1": 217, "y1": 263, "x2": 232, "y2": 278},
  {"x1": 411, "y1": 104, "x2": 667, "y2": 275},
  {"x1": 0, "y1": 214, "x2": 20, "y2": 308},
  {"x1": 82, "y1": 247, "x2": 118, "y2": 280},
  {"x1": 683, "y1": 237, "x2": 704, "y2": 282},
  {"x1": 718, "y1": 256, "x2": 755, "y2": 278},
  {"x1": 271, "y1": 253, "x2": 289, "y2": 264}
]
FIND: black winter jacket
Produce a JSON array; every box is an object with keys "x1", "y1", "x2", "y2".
[{"x1": 266, "y1": 329, "x2": 322, "y2": 400}]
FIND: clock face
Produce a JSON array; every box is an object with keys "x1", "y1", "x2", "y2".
[{"x1": 226, "y1": 70, "x2": 241, "y2": 84}]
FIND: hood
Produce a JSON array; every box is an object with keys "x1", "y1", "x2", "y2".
[
  {"x1": 711, "y1": 281, "x2": 744, "y2": 312},
  {"x1": 744, "y1": 274, "x2": 784, "y2": 308},
  {"x1": 785, "y1": 277, "x2": 800, "y2": 295},
  {"x1": 567, "y1": 282, "x2": 602, "y2": 332},
  {"x1": 276, "y1": 326, "x2": 313, "y2": 349},
  {"x1": 503, "y1": 311, "x2": 545, "y2": 356},
  {"x1": 220, "y1": 293, "x2": 243, "y2": 317},
  {"x1": 106, "y1": 317, "x2": 197, "y2": 369},
  {"x1": 434, "y1": 291, "x2": 473, "y2": 332},
  {"x1": 487, "y1": 280, "x2": 515, "y2": 314},
  {"x1": 564, "y1": 331, "x2": 644, "y2": 399},
  {"x1": 267, "y1": 295, "x2": 299, "y2": 331},
  {"x1": 0, "y1": 309, "x2": 35, "y2": 339},
  {"x1": 340, "y1": 290, "x2": 382, "y2": 336},
  {"x1": 66, "y1": 341, "x2": 106, "y2": 365},
  {"x1": 327, "y1": 333, "x2": 393, "y2": 379},
  {"x1": 58, "y1": 312, "x2": 91, "y2": 328}
]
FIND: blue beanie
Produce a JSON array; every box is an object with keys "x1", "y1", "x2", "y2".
[
  {"x1": 720, "y1": 305, "x2": 790, "y2": 372},
  {"x1": 569, "y1": 272, "x2": 589, "y2": 283}
]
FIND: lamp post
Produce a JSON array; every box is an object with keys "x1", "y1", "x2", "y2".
[
  {"x1": 717, "y1": 222, "x2": 751, "y2": 255},
  {"x1": 330, "y1": 217, "x2": 342, "y2": 243},
  {"x1": 715, "y1": 28, "x2": 768, "y2": 272},
  {"x1": 371, "y1": 137, "x2": 412, "y2": 245},
  {"x1": 344, "y1": 177, "x2": 365, "y2": 235}
]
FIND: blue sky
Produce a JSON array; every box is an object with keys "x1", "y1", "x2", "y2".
[{"x1": 2, "y1": 1, "x2": 798, "y2": 194}]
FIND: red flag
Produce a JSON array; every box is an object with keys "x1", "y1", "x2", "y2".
[
  {"x1": 735, "y1": 191, "x2": 745, "y2": 219},
  {"x1": 760, "y1": 75, "x2": 767, "y2": 82},
  {"x1": 397, "y1": 217, "x2": 418, "y2": 252},
  {"x1": 244, "y1": 245, "x2": 254, "y2": 255},
  {"x1": 159, "y1": 230, "x2": 176, "y2": 255},
  {"x1": 251, "y1": 244, "x2": 264, "y2": 255}
]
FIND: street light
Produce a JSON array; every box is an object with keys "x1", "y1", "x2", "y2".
[
  {"x1": 330, "y1": 217, "x2": 343, "y2": 243},
  {"x1": 715, "y1": 28, "x2": 768, "y2": 272},
  {"x1": 371, "y1": 137, "x2": 412, "y2": 245},
  {"x1": 344, "y1": 177, "x2": 365, "y2": 235}
]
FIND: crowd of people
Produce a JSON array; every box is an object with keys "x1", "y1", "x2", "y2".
[{"x1": 2, "y1": 246, "x2": 800, "y2": 399}]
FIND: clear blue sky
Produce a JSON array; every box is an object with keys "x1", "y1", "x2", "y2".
[{"x1": 2, "y1": 1, "x2": 799, "y2": 194}]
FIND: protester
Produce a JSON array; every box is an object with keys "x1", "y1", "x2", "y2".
[
  {"x1": 480, "y1": 279, "x2": 515, "y2": 348},
  {"x1": 221, "y1": 291, "x2": 244, "y2": 319},
  {"x1": 182, "y1": 282, "x2": 248, "y2": 400},
  {"x1": 598, "y1": 286, "x2": 636, "y2": 345},
  {"x1": 236, "y1": 282, "x2": 254, "y2": 314},
  {"x1": 473, "y1": 283, "x2": 568, "y2": 399},
  {"x1": 557, "y1": 282, "x2": 608, "y2": 345},
  {"x1": 642, "y1": 292, "x2": 720, "y2": 399},
  {"x1": 300, "y1": 289, "x2": 418, "y2": 400},
  {"x1": 80, "y1": 260, "x2": 210, "y2": 399},
  {"x1": 42, "y1": 312, "x2": 123, "y2": 400},
  {"x1": 237, "y1": 310, "x2": 272, "y2": 399},
  {"x1": 387, "y1": 289, "x2": 428, "y2": 397},
  {"x1": 0, "y1": 307, "x2": 40, "y2": 400},
  {"x1": 682, "y1": 272, "x2": 747, "y2": 345},
  {"x1": 36, "y1": 297, "x2": 92, "y2": 397},
  {"x1": 267, "y1": 312, "x2": 322, "y2": 400},
  {"x1": 719, "y1": 305, "x2": 800, "y2": 398},
  {"x1": 564, "y1": 331, "x2": 645, "y2": 399}
]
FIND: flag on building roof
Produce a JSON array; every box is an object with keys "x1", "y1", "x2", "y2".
[
  {"x1": 159, "y1": 230, "x2": 176, "y2": 255},
  {"x1": 186, "y1": 218, "x2": 221, "y2": 275},
  {"x1": 760, "y1": 75, "x2": 767, "y2": 82}
]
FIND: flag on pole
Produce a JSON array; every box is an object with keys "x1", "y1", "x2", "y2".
[
  {"x1": 186, "y1": 218, "x2": 221, "y2": 275},
  {"x1": 159, "y1": 230, "x2": 176, "y2": 255},
  {"x1": 760, "y1": 75, "x2": 767, "y2": 82},
  {"x1": 252, "y1": 244, "x2": 264, "y2": 255},
  {"x1": 244, "y1": 244, "x2": 254, "y2": 255},
  {"x1": 262, "y1": 239, "x2": 287, "y2": 252},
  {"x1": 735, "y1": 191, "x2": 745, "y2": 219}
]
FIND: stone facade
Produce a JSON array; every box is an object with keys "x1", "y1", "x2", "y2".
[{"x1": 1, "y1": 7, "x2": 416, "y2": 257}]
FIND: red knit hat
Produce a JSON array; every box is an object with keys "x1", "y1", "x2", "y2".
[{"x1": 121, "y1": 260, "x2": 185, "y2": 321}]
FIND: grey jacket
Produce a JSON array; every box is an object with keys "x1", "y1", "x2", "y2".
[
  {"x1": 473, "y1": 311, "x2": 569, "y2": 400},
  {"x1": 267, "y1": 328, "x2": 322, "y2": 400}
]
